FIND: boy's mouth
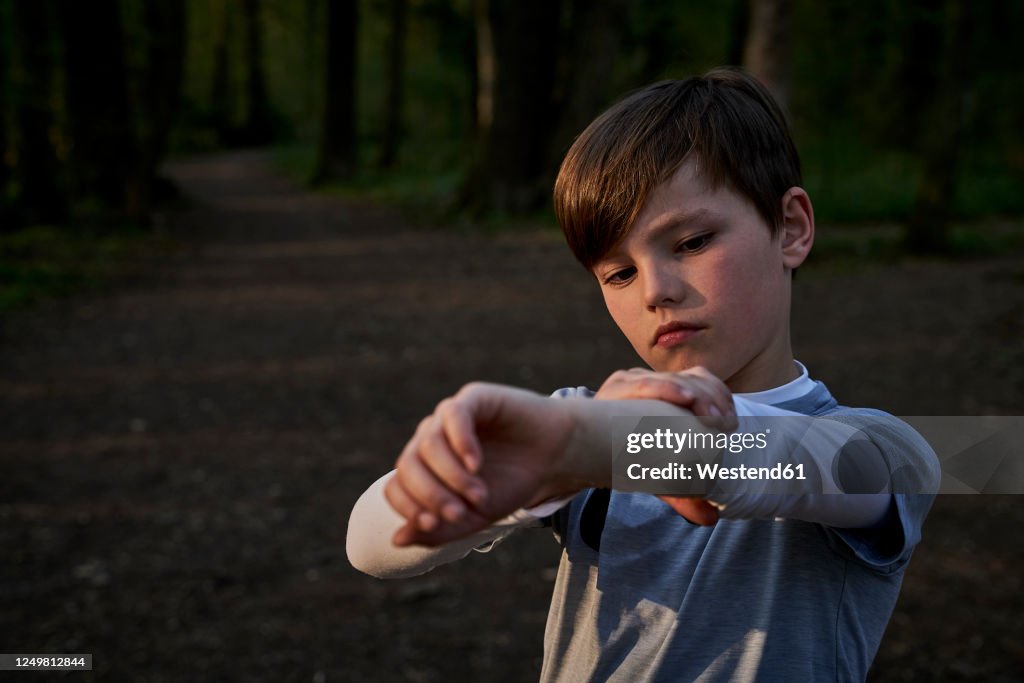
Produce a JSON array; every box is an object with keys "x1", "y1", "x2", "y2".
[{"x1": 653, "y1": 321, "x2": 705, "y2": 348}]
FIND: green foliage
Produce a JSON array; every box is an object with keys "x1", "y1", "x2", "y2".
[
  {"x1": 806, "y1": 221, "x2": 1024, "y2": 274},
  {"x1": 806, "y1": 226, "x2": 903, "y2": 272},
  {"x1": 801, "y1": 127, "x2": 1024, "y2": 225},
  {"x1": 0, "y1": 225, "x2": 157, "y2": 312},
  {"x1": 6, "y1": 0, "x2": 1018, "y2": 252},
  {"x1": 173, "y1": 0, "x2": 1024, "y2": 228},
  {"x1": 631, "y1": 1, "x2": 734, "y2": 80},
  {"x1": 800, "y1": 127, "x2": 922, "y2": 223},
  {"x1": 947, "y1": 223, "x2": 1024, "y2": 257},
  {"x1": 274, "y1": 140, "x2": 463, "y2": 224}
]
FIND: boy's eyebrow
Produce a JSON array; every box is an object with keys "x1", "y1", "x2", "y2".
[
  {"x1": 641, "y1": 208, "x2": 717, "y2": 244},
  {"x1": 598, "y1": 209, "x2": 716, "y2": 266}
]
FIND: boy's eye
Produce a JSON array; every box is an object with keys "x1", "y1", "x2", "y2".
[
  {"x1": 677, "y1": 233, "x2": 712, "y2": 253},
  {"x1": 604, "y1": 266, "x2": 636, "y2": 284}
]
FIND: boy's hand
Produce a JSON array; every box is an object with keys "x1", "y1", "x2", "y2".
[
  {"x1": 595, "y1": 366, "x2": 736, "y2": 426},
  {"x1": 595, "y1": 366, "x2": 736, "y2": 526},
  {"x1": 385, "y1": 368, "x2": 737, "y2": 545},
  {"x1": 385, "y1": 383, "x2": 579, "y2": 547}
]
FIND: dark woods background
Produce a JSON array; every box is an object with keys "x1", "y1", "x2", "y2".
[
  {"x1": 1, "y1": 3, "x2": 1023, "y2": 681},
  {"x1": 1, "y1": 0, "x2": 1022, "y2": 250}
]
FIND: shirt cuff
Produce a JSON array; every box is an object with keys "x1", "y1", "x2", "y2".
[{"x1": 519, "y1": 495, "x2": 576, "y2": 520}]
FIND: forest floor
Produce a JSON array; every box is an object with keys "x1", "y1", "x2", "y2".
[{"x1": 2, "y1": 150, "x2": 1022, "y2": 682}]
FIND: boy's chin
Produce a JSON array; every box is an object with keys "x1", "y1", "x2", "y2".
[
  {"x1": 646, "y1": 358, "x2": 699, "y2": 374},
  {"x1": 637, "y1": 344, "x2": 719, "y2": 375},
  {"x1": 646, "y1": 354, "x2": 727, "y2": 378}
]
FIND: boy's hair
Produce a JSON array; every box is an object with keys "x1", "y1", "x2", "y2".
[{"x1": 554, "y1": 67, "x2": 802, "y2": 270}]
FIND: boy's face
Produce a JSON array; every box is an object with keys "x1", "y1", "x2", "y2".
[{"x1": 593, "y1": 160, "x2": 803, "y2": 393}]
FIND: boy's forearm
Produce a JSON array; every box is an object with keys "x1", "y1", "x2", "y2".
[
  {"x1": 554, "y1": 396, "x2": 925, "y2": 530},
  {"x1": 542, "y1": 397, "x2": 696, "y2": 501},
  {"x1": 377, "y1": 385, "x2": 710, "y2": 549}
]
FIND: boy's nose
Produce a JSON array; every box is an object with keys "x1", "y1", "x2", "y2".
[{"x1": 643, "y1": 266, "x2": 685, "y2": 309}]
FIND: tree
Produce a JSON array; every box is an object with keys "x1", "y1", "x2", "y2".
[
  {"x1": 57, "y1": 0, "x2": 136, "y2": 214},
  {"x1": 742, "y1": 0, "x2": 792, "y2": 112},
  {"x1": 126, "y1": 0, "x2": 186, "y2": 218},
  {"x1": 240, "y1": 0, "x2": 274, "y2": 144},
  {"x1": 904, "y1": 0, "x2": 973, "y2": 253},
  {"x1": 377, "y1": 0, "x2": 408, "y2": 169},
  {"x1": 726, "y1": 0, "x2": 750, "y2": 67},
  {"x1": 0, "y1": 0, "x2": 10, "y2": 227},
  {"x1": 471, "y1": 0, "x2": 494, "y2": 142},
  {"x1": 210, "y1": 0, "x2": 235, "y2": 144},
  {"x1": 547, "y1": 0, "x2": 629, "y2": 175},
  {"x1": 314, "y1": 0, "x2": 358, "y2": 182},
  {"x1": 303, "y1": 0, "x2": 320, "y2": 124},
  {"x1": 463, "y1": 0, "x2": 561, "y2": 214},
  {"x1": 13, "y1": 0, "x2": 65, "y2": 225}
]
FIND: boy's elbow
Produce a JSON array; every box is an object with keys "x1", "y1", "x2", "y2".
[
  {"x1": 346, "y1": 471, "x2": 437, "y2": 580},
  {"x1": 922, "y1": 445, "x2": 942, "y2": 495},
  {"x1": 345, "y1": 509, "x2": 389, "y2": 579},
  {"x1": 346, "y1": 524, "x2": 426, "y2": 580},
  {"x1": 345, "y1": 516, "x2": 385, "y2": 578},
  {"x1": 900, "y1": 426, "x2": 942, "y2": 496}
]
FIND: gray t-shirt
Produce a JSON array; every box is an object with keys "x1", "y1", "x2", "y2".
[{"x1": 540, "y1": 380, "x2": 934, "y2": 682}]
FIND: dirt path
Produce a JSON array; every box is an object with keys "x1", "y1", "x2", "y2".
[{"x1": 2, "y1": 150, "x2": 1022, "y2": 681}]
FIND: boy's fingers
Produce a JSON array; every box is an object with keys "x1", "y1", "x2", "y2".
[
  {"x1": 383, "y1": 473, "x2": 422, "y2": 523},
  {"x1": 675, "y1": 373, "x2": 735, "y2": 422},
  {"x1": 624, "y1": 382, "x2": 689, "y2": 404},
  {"x1": 436, "y1": 398, "x2": 484, "y2": 475},
  {"x1": 418, "y1": 425, "x2": 488, "y2": 509},
  {"x1": 392, "y1": 520, "x2": 421, "y2": 547},
  {"x1": 395, "y1": 442, "x2": 469, "y2": 524},
  {"x1": 393, "y1": 505, "x2": 493, "y2": 548},
  {"x1": 417, "y1": 510, "x2": 440, "y2": 531},
  {"x1": 598, "y1": 377, "x2": 696, "y2": 407},
  {"x1": 656, "y1": 495, "x2": 720, "y2": 526},
  {"x1": 395, "y1": 416, "x2": 434, "y2": 468},
  {"x1": 712, "y1": 407, "x2": 737, "y2": 430},
  {"x1": 598, "y1": 368, "x2": 737, "y2": 429},
  {"x1": 690, "y1": 396, "x2": 738, "y2": 432},
  {"x1": 386, "y1": 478, "x2": 441, "y2": 537}
]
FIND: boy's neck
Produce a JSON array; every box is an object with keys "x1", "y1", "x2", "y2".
[{"x1": 726, "y1": 355, "x2": 802, "y2": 394}]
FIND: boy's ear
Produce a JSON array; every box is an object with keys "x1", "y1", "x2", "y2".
[{"x1": 779, "y1": 187, "x2": 814, "y2": 270}]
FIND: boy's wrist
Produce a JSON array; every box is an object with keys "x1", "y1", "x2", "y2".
[
  {"x1": 558, "y1": 398, "x2": 613, "y2": 491},
  {"x1": 522, "y1": 398, "x2": 603, "y2": 505},
  {"x1": 545, "y1": 397, "x2": 701, "y2": 500}
]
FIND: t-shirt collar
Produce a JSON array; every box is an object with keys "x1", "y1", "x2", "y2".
[{"x1": 735, "y1": 360, "x2": 815, "y2": 405}]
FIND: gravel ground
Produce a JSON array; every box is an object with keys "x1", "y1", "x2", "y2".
[{"x1": 2, "y1": 150, "x2": 1022, "y2": 682}]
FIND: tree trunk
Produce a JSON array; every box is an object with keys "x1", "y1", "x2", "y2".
[
  {"x1": 466, "y1": 0, "x2": 561, "y2": 214},
  {"x1": 905, "y1": 0, "x2": 972, "y2": 253},
  {"x1": 472, "y1": 0, "x2": 495, "y2": 143},
  {"x1": 462, "y1": 1, "x2": 479, "y2": 139},
  {"x1": 742, "y1": 0, "x2": 792, "y2": 111},
  {"x1": 210, "y1": 0, "x2": 234, "y2": 143},
  {"x1": 58, "y1": 0, "x2": 135, "y2": 214},
  {"x1": 304, "y1": 0, "x2": 318, "y2": 123},
  {"x1": 548, "y1": 0, "x2": 629, "y2": 174},
  {"x1": 377, "y1": 0, "x2": 407, "y2": 169},
  {"x1": 314, "y1": 0, "x2": 358, "y2": 182},
  {"x1": 125, "y1": 0, "x2": 186, "y2": 218},
  {"x1": 878, "y1": 0, "x2": 943, "y2": 149},
  {"x1": 13, "y1": 0, "x2": 66, "y2": 225},
  {"x1": 146, "y1": 0, "x2": 186, "y2": 174},
  {"x1": 727, "y1": 0, "x2": 750, "y2": 66},
  {"x1": 0, "y1": 0, "x2": 10, "y2": 228},
  {"x1": 241, "y1": 0, "x2": 273, "y2": 144}
]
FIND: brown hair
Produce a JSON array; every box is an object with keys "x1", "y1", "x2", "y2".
[{"x1": 554, "y1": 67, "x2": 801, "y2": 270}]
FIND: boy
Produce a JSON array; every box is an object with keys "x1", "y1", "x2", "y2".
[{"x1": 347, "y1": 68, "x2": 939, "y2": 681}]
